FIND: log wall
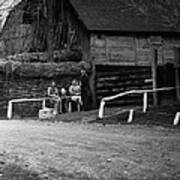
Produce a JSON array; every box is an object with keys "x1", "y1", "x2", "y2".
[{"x1": 96, "y1": 65, "x2": 153, "y2": 106}]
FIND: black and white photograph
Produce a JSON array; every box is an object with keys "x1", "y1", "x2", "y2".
[{"x1": 0, "y1": 0, "x2": 180, "y2": 179}]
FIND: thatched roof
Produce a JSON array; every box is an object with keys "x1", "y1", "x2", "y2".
[
  {"x1": 5, "y1": 50, "x2": 82, "y2": 63},
  {"x1": 0, "y1": 60, "x2": 92, "y2": 78},
  {"x1": 0, "y1": 51, "x2": 89, "y2": 78}
]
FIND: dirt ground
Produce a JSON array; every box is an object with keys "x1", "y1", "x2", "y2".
[{"x1": 0, "y1": 120, "x2": 180, "y2": 180}]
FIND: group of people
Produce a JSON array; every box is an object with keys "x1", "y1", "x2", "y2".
[{"x1": 47, "y1": 69, "x2": 91, "y2": 114}]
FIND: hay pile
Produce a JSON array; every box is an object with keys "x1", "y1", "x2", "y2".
[
  {"x1": 5, "y1": 50, "x2": 82, "y2": 63},
  {"x1": 0, "y1": 51, "x2": 91, "y2": 78},
  {"x1": 0, "y1": 60, "x2": 91, "y2": 78}
]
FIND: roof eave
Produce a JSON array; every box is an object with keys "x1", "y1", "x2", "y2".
[{"x1": 87, "y1": 28, "x2": 180, "y2": 34}]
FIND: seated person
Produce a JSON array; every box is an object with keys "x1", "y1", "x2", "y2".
[
  {"x1": 47, "y1": 81, "x2": 61, "y2": 114},
  {"x1": 69, "y1": 79, "x2": 82, "y2": 110}
]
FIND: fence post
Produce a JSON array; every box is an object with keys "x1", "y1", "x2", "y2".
[
  {"x1": 152, "y1": 49, "x2": 158, "y2": 106},
  {"x1": 143, "y1": 92, "x2": 148, "y2": 113},
  {"x1": 127, "y1": 109, "x2": 134, "y2": 123},
  {"x1": 98, "y1": 100, "x2": 106, "y2": 119},
  {"x1": 175, "y1": 66, "x2": 180, "y2": 100},
  {"x1": 7, "y1": 101, "x2": 13, "y2": 119},
  {"x1": 42, "y1": 98, "x2": 46, "y2": 109},
  {"x1": 173, "y1": 112, "x2": 180, "y2": 126}
]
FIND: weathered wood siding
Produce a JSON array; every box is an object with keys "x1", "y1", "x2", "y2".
[
  {"x1": 90, "y1": 34, "x2": 180, "y2": 66},
  {"x1": 93, "y1": 34, "x2": 180, "y2": 106},
  {"x1": 96, "y1": 65, "x2": 152, "y2": 106}
]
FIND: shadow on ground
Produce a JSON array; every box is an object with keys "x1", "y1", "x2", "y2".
[
  {"x1": 0, "y1": 164, "x2": 42, "y2": 180},
  {"x1": 0, "y1": 164, "x2": 100, "y2": 180}
]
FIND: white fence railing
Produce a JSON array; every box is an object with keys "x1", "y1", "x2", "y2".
[
  {"x1": 7, "y1": 98, "x2": 47, "y2": 119},
  {"x1": 7, "y1": 96, "x2": 81, "y2": 119},
  {"x1": 98, "y1": 86, "x2": 177, "y2": 120}
]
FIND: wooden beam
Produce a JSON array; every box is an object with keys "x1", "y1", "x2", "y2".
[
  {"x1": 175, "y1": 66, "x2": 180, "y2": 100},
  {"x1": 174, "y1": 47, "x2": 180, "y2": 100},
  {"x1": 152, "y1": 48, "x2": 158, "y2": 106},
  {"x1": 7, "y1": 98, "x2": 46, "y2": 119},
  {"x1": 98, "y1": 86, "x2": 176, "y2": 119},
  {"x1": 134, "y1": 37, "x2": 138, "y2": 65}
]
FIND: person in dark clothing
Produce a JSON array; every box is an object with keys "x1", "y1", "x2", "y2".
[{"x1": 80, "y1": 69, "x2": 91, "y2": 111}]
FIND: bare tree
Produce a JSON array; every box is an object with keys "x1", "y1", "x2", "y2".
[
  {"x1": 125, "y1": 0, "x2": 180, "y2": 29},
  {"x1": 155, "y1": 0, "x2": 180, "y2": 29}
]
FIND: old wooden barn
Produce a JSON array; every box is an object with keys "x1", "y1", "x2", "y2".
[
  {"x1": 0, "y1": 0, "x2": 180, "y2": 112},
  {"x1": 67, "y1": 0, "x2": 180, "y2": 107}
]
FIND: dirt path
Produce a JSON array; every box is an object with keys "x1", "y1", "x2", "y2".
[{"x1": 0, "y1": 120, "x2": 180, "y2": 180}]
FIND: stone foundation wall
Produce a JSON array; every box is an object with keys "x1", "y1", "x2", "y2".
[
  {"x1": 0, "y1": 51, "x2": 92, "y2": 118},
  {"x1": 0, "y1": 76, "x2": 79, "y2": 118}
]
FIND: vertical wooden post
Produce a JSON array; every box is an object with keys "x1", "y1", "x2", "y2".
[
  {"x1": 7, "y1": 101, "x2": 13, "y2": 119},
  {"x1": 152, "y1": 48, "x2": 158, "y2": 106},
  {"x1": 134, "y1": 38, "x2": 138, "y2": 65},
  {"x1": 89, "y1": 62, "x2": 97, "y2": 109},
  {"x1": 150, "y1": 36, "x2": 163, "y2": 106},
  {"x1": 174, "y1": 112, "x2": 180, "y2": 126},
  {"x1": 98, "y1": 100, "x2": 105, "y2": 119},
  {"x1": 42, "y1": 98, "x2": 46, "y2": 109},
  {"x1": 174, "y1": 47, "x2": 180, "y2": 100},
  {"x1": 127, "y1": 109, "x2": 134, "y2": 123},
  {"x1": 175, "y1": 66, "x2": 180, "y2": 100},
  {"x1": 143, "y1": 92, "x2": 148, "y2": 113}
]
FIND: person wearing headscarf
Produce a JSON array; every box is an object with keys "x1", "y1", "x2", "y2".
[{"x1": 80, "y1": 69, "x2": 91, "y2": 111}]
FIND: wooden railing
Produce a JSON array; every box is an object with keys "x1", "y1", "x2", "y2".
[
  {"x1": 7, "y1": 96, "x2": 81, "y2": 119},
  {"x1": 98, "y1": 86, "x2": 176, "y2": 119},
  {"x1": 7, "y1": 98, "x2": 47, "y2": 119}
]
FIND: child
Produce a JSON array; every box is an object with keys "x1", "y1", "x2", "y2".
[
  {"x1": 60, "y1": 88, "x2": 68, "y2": 113},
  {"x1": 69, "y1": 79, "x2": 82, "y2": 106}
]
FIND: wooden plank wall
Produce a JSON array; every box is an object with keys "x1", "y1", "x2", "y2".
[
  {"x1": 91, "y1": 34, "x2": 180, "y2": 107},
  {"x1": 96, "y1": 65, "x2": 152, "y2": 106},
  {"x1": 90, "y1": 34, "x2": 180, "y2": 66}
]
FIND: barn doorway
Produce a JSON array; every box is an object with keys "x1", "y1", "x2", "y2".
[
  {"x1": 157, "y1": 63, "x2": 176, "y2": 104},
  {"x1": 157, "y1": 63, "x2": 175, "y2": 88}
]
